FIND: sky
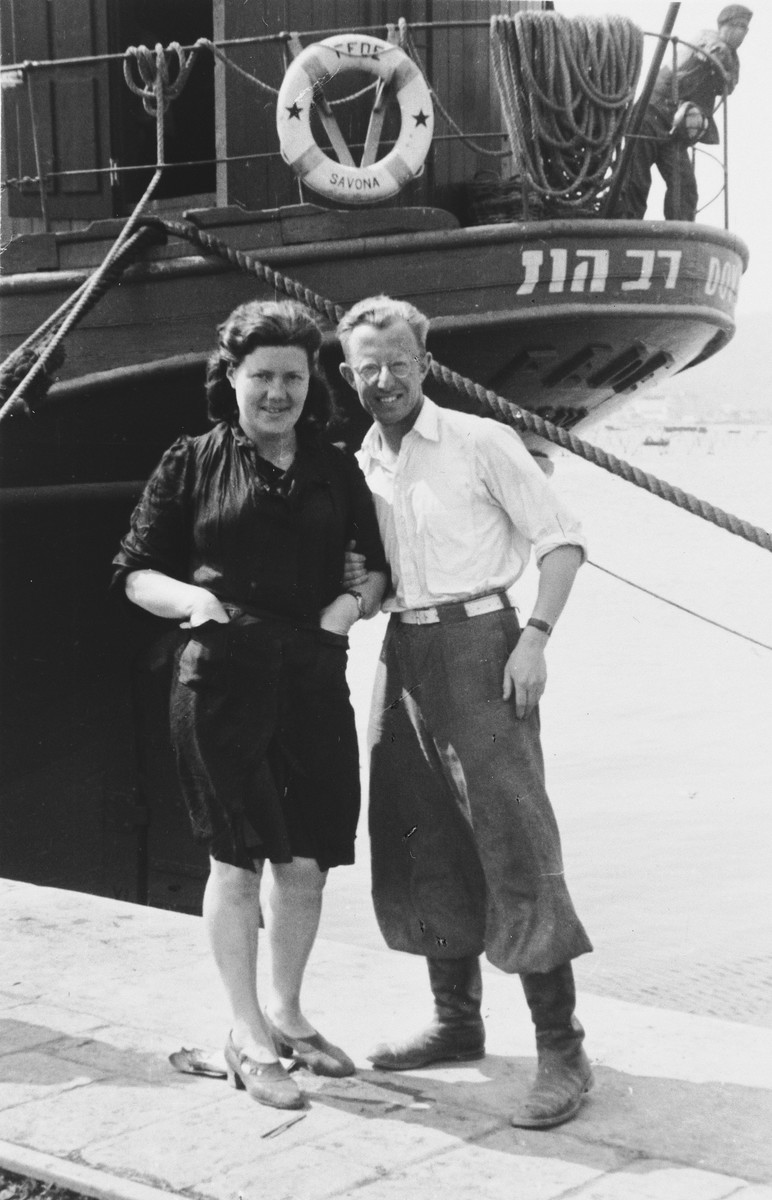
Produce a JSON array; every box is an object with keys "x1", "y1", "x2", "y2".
[{"x1": 557, "y1": 1, "x2": 771, "y2": 314}]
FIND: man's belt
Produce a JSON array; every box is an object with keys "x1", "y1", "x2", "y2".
[{"x1": 397, "y1": 590, "x2": 514, "y2": 625}]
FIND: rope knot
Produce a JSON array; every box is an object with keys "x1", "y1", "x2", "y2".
[
  {"x1": 122, "y1": 41, "x2": 200, "y2": 117},
  {"x1": 0, "y1": 341, "x2": 65, "y2": 415}
]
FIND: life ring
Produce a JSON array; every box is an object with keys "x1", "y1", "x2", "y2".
[{"x1": 276, "y1": 34, "x2": 434, "y2": 205}]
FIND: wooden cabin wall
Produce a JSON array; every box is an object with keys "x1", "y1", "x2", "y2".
[
  {"x1": 1, "y1": 0, "x2": 545, "y2": 240},
  {"x1": 0, "y1": 0, "x2": 113, "y2": 223},
  {"x1": 216, "y1": 0, "x2": 540, "y2": 220},
  {"x1": 1, "y1": 0, "x2": 215, "y2": 240},
  {"x1": 212, "y1": 2, "x2": 422, "y2": 212},
  {"x1": 427, "y1": 0, "x2": 536, "y2": 218}
]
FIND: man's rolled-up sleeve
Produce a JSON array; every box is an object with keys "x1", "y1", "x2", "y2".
[{"x1": 476, "y1": 422, "x2": 588, "y2": 565}]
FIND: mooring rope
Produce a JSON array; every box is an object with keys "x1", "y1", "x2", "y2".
[
  {"x1": 1, "y1": 35, "x2": 768, "y2": 559},
  {"x1": 588, "y1": 561, "x2": 772, "y2": 653},
  {"x1": 0, "y1": 341, "x2": 66, "y2": 411},
  {"x1": 0, "y1": 225, "x2": 166, "y2": 416},
  {"x1": 128, "y1": 217, "x2": 771, "y2": 556},
  {"x1": 490, "y1": 11, "x2": 643, "y2": 208},
  {"x1": 2, "y1": 205, "x2": 769, "y2": 555}
]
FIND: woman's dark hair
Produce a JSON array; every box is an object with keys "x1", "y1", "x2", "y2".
[{"x1": 205, "y1": 299, "x2": 335, "y2": 432}]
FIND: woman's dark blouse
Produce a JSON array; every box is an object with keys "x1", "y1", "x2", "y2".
[{"x1": 112, "y1": 422, "x2": 386, "y2": 621}]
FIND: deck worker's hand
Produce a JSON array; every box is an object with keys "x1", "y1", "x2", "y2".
[
  {"x1": 502, "y1": 634, "x2": 547, "y2": 719},
  {"x1": 342, "y1": 539, "x2": 368, "y2": 587}
]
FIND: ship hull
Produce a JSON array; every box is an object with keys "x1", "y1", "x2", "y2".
[
  {"x1": 0, "y1": 212, "x2": 749, "y2": 909},
  {"x1": 0, "y1": 215, "x2": 747, "y2": 453}
]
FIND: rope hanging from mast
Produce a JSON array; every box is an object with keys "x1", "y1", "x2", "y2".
[{"x1": 490, "y1": 12, "x2": 644, "y2": 212}]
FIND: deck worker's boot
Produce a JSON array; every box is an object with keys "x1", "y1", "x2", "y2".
[
  {"x1": 367, "y1": 955, "x2": 485, "y2": 1070},
  {"x1": 511, "y1": 962, "x2": 594, "y2": 1129}
]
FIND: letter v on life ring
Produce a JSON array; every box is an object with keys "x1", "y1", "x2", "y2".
[{"x1": 276, "y1": 35, "x2": 434, "y2": 205}]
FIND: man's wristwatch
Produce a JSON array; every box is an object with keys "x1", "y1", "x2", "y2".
[
  {"x1": 526, "y1": 617, "x2": 553, "y2": 637},
  {"x1": 345, "y1": 590, "x2": 365, "y2": 619}
]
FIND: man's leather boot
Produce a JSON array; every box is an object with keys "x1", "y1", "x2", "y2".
[
  {"x1": 511, "y1": 962, "x2": 594, "y2": 1129},
  {"x1": 368, "y1": 955, "x2": 485, "y2": 1070}
]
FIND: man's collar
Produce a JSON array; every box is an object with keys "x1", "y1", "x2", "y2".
[
  {"x1": 412, "y1": 397, "x2": 440, "y2": 442},
  {"x1": 361, "y1": 396, "x2": 439, "y2": 461}
]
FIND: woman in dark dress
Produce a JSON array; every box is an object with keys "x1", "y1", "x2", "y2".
[{"x1": 113, "y1": 300, "x2": 387, "y2": 1110}]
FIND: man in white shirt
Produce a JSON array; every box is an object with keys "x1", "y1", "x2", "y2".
[{"x1": 338, "y1": 295, "x2": 593, "y2": 1130}]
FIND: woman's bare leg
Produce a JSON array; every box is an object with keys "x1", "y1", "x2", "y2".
[
  {"x1": 263, "y1": 856, "x2": 327, "y2": 1036},
  {"x1": 202, "y1": 856, "x2": 276, "y2": 1060}
]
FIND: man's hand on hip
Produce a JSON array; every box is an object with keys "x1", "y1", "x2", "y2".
[{"x1": 502, "y1": 630, "x2": 548, "y2": 719}]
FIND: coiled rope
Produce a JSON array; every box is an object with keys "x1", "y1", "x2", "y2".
[
  {"x1": 135, "y1": 216, "x2": 772, "y2": 556},
  {"x1": 122, "y1": 41, "x2": 202, "y2": 116},
  {"x1": 490, "y1": 12, "x2": 643, "y2": 209}
]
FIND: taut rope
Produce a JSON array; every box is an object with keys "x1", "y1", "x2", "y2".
[
  {"x1": 0, "y1": 225, "x2": 165, "y2": 415},
  {"x1": 1, "y1": 34, "x2": 768, "y2": 557},
  {"x1": 136, "y1": 216, "x2": 772, "y2": 555}
]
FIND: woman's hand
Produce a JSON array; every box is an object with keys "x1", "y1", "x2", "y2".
[
  {"x1": 125, "y1": 570, "x2": 230, "y2": 627},
  {"x1": 319, "y1": 593, "x2": 359, "y2": 636},
  {"x1": 182, "y1": 592, "x2": 230, "y2": 629}
]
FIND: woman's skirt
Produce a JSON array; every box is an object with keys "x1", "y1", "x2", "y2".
[{"x1": 169, "y1": 613, "x2": 360, "y2": 871}]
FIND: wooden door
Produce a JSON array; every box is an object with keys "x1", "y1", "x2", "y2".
[{"x1": 1, "y1": 0, "x2": 113, "y2": 220}]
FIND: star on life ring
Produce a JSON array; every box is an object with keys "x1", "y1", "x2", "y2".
[{"x1": 276, "y1": 34, "x2": 434, "y2": 205}]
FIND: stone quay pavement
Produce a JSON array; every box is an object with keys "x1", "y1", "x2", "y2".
[{"x1": 1, "y1": 878, "x2": 770, "y2": 1200}]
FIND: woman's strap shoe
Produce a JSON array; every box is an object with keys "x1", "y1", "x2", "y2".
[
  {"x1": 224, "y1": 1033, "x2": 305, "y2": 1109},
  {"x1": 265, "y1": 1019, "x2": 355, "y2": 1078}
]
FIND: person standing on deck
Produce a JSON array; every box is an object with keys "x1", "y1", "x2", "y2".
[
  {"x1": 338, "y1": 295, "x2": 593, "y2": 1130},
  {"x1": 618, "y1": 6, "x2": 752, "y2": 221}
]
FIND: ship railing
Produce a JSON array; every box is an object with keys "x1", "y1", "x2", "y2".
[
  {"x1": 603, "y1": 10, "x2": 734, "y2": 226},
  {"x1": 0, "y1": 20, "x2": 735, "y2": 234}
]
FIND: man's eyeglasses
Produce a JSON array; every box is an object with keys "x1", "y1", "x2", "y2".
[{"x1": 353, "y1": 360, "x2": 416, "y2": 384}]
